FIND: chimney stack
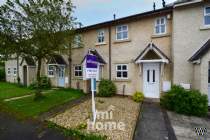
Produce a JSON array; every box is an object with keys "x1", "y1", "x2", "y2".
[
  {"x1": 162, "y1": 0, "x2": 166, "y2": 8},
  {"x1": 113, "y1": 14, "x2": 116, "y2": 20},
  {"x1": 153, "y1": 2, "x2": 156, "y2": 11}
]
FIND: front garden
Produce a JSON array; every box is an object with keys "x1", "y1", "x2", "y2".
[
  {"x1": 47, "y1": 79, "x2": 142, "y2": 140},
  {"x1": 0, "y1": 80, "x2": 143, "y2": 140},
  {"x1": 0, "y1": 82, "x2": 84, "y2": 119}
]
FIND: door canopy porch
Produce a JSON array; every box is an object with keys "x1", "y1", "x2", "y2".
[
  {"x1": 47, "y1": 55, "x2": 67, "y2": 66},
  {"x1": 135, "y1": 43, "x2": 170, "y2": 64}
]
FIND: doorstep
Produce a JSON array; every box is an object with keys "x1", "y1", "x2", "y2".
[{"x1": 144, "y1": 98, "x2": 160, "y2": 103}]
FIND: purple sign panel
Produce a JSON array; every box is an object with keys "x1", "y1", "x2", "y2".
[{"x1": 86, "y1": 54, "x2": 98, "y2": 69}]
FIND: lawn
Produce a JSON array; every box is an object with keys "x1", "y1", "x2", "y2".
[
  {"x1": 0, "y1": 82, "x2": 33, "y2": 100},
  {"x1": 3, "y1": 88, "x2": 84, "y2": 118}
]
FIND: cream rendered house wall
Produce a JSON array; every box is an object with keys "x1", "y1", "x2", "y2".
[
  {"x1": 172, "y1": 2, "x2": 210, "y2": 89},
  {"x1": 5, "y1": 59, "x2": 18, "y2": 83}
]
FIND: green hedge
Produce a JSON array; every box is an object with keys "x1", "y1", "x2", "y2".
[
  {"x1": 98, "y1": 79, "x2": 117, "y2": 97},
  {"x1": 160, "y1": 85, "x2": 208, "y2": 117}
]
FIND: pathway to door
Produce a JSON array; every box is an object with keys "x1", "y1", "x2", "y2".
[{"x1": 134, "y1": 101, "x2": 176, "y2": 140}]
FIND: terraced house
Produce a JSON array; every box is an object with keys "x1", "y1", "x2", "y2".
[{"x1": 5, "y1": 0, "x2": 210, "y2": 105}]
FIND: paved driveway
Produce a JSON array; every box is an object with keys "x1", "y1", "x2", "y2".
[{"x1": 0, "y1": 112, "x2": 71, "y2": 140}]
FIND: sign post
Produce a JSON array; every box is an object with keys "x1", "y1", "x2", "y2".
[{"x1": 85, "y1": 54, "x2": 98, "y2": 123}]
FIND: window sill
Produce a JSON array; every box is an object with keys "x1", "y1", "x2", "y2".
[
  {"x1": 95, "y1": 42, "x2": 107, "y2": 46},
  {"x1": 72, "y1": 46, "x2": 83, "y2": 49},
  {"x1": 74, "y1": 77, "x2": 83, "y2": 80},
  {"x1": 200, "y1": 25, "x2": 210, "y2": 30},
  {"x1": 113, "y1": 78, "x2": 131, "y2": 82},
  {"x1": 48, "y1": 76, "x2": 55, "y2": 78},
  {"x1": 151, "y1": 33, "x2": 170, "y2": 38},
  {"x1": 114, "y1": 39, "x2": 131, "y2": 44}
]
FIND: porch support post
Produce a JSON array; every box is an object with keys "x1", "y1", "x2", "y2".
[
  {"x1": 139, "y1": 64, "x2": 142, "y2": 76},
  {"x1": 161, "y1": 63, "x2": 165, "y2": 76}
]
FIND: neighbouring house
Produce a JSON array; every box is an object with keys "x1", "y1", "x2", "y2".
[
  {"x1": 5, "y1": 56, "x2": 36, "y2": 86},
  {"x1": 5, "y1": 0, "x2": 210, "y2": 105}
]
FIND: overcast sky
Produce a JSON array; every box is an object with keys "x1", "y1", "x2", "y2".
[{"x1": 0, "y1": 0, "x2": 176, "y2": 26}]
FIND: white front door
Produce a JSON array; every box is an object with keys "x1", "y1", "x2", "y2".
[
  {"x1": 58, "y1": 66, "x2": 65, "y2": 87},
  {"x1": 143, "y1": 63, "x2": 160, "y2": 98}
]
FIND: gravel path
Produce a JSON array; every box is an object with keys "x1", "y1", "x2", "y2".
[{"x1": 49, "y1": 96, "x2": 140, "y2": 140}]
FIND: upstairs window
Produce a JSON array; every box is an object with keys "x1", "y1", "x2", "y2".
[
  {"x1": 7, "y1": 68, "x2": 11, "y2": 75},
  {"x1": 74, "y1": 65, "x2": 82, "y2": 77},
  {"x1": 48, "y1": 65, "x2": 54, "y2": 77},
  {"x1": 116, "y1": 25, "x2": 128, "y2": 40},
  {"x1": 13, "y1": 68, "x2": 17, "y2": 76},
  {"x1": 116, "y1": 64, "x2": 128, "y2": 79},
  {"x1": 73, "y1": 35, "x2": 82, "y2": 48},
  {"x1": 155, "y1": 17, "x2": 166, "y2": 34},
  {"x1": 204, "y1": 7, "x2": 210, "y2": 26},
  {"x1": 97, "y1": 30, "x2": 105, "y2": 43}
]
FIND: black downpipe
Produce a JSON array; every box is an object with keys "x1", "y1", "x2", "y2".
[{"x1": 109, "y1": 26, "x2": 112, "y2": 81}]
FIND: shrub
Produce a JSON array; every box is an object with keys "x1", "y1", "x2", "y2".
[
  {"x1": 98, "y1": 79, "x2": 117, "y2": 97},
  {"x1": 160, "y1": 85, "x2": 208, "y2": 117},
  {"x1": 29, "y1": 76, "x2": 51, "y2": 89},
  {"x1": 0, "y1": 68, "x2": 5, "y2": 81},
  {"x1": 133, "y1": 92, "x2": 144, "y2": 102}
]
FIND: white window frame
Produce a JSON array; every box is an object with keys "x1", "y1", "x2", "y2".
[
  {"x1": 13, "y1": 68, "x2": 17, "y2": 76},
  {"x1": 97, "y1": 65, "x2": 104, "y2": 81},
  {"x1": 154, "y1": 17, "x2": 167, "y2": 35},
  {"x1": 204, "y1": 6, "x2": 210, "y2": 26},
  {"x1": 116, "y1": 25, "x2": 128, "y2": 41},
  {"x1": 116, "y1": 64, "x2": 128, "y2": 79},
  {"x1": 74, "y1": 65, "x2": 83, "y2": 77},
  {"x1": 97, "y1": 30, "x2": 105, "y2": 43},
  {"x1": 73, "y1": 35, "x2": 82, "y2": 48},
  {"x1": 48, "y1": 65, "x2": 54, "y2": 77},
  {"x1": 7, "y1": 68, "x2": 11, "y2": 75}
]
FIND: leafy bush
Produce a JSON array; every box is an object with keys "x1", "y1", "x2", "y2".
[
  {"x1": 0, "y1": 68, "x2": 5, "y2": 81},
  {"x1": 98, "y1": 79, "x2": 117, "y2": 97},
  {"x1": 29, "y1": 76, "x2": 51, "y2": 89},
  {"x1": 133, "y1": 92, "x2": 144, "y2": 102},
  {"x1": 160, "y1": 85, "x2": 208, "y2": 117}
]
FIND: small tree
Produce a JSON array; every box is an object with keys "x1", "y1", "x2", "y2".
[
  {"x1": 0, "y1": 2, "x2": 28, "y2": 84},
  {"x1": 1, "y1": 0, "x2": 78, "y2": 99}
]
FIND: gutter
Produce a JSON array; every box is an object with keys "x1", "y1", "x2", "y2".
[{"x1": 174, "y1": 0, "x2": 203, "y2": 8}]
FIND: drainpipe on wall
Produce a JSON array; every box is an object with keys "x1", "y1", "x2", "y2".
[{"x1": 108, "y1": 26, "x2": 112, "y2": 81}]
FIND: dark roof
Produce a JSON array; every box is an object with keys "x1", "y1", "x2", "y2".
[
  {"x1": 20, "y1": 57, "x2": 36, "y2": 66},
  {"x1": 81, "y1": 50, "x2": 106, "y2": 64},
  {"x1": 135, "y1": 43, "x2": 171, "y2": 62},
  {"x1": 189, "y1": 39, "x2": 210, "y2": 62},
  {"x1": 77, "y1": 6, "x2": 173, "y2": 32},
  {"x1": 48, "y1": 55, "x2": 67, "y2": 65}
]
